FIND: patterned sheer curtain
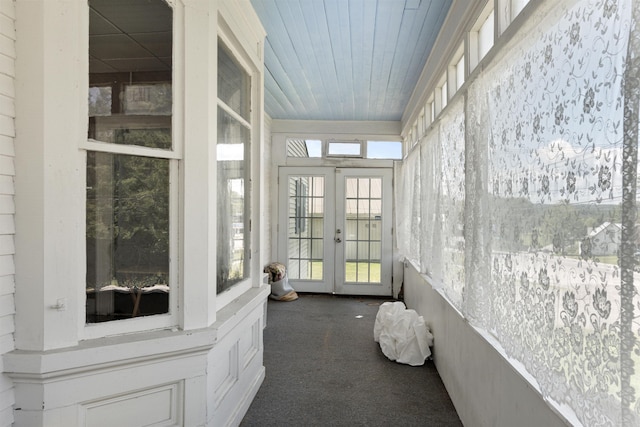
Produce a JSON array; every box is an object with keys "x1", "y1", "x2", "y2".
[
  {"x1": 420, "y1": 130, "x2": 442, "y2": 282},
  {"x1": 437, "y1": 100, "x2": 466, "y2": 309},
  {"x1": 398, "y1": 0, "x2": 640, "y2": 424},
  {"x1": 395, "y1": 147, "x2": 421, "y2": 268}
]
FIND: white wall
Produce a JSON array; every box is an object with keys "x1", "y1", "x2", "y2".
[
  {"x1": 404, "y1": 263, "x2": 568, "y2": 427},
  {"x1": 0, "y1": 0, "x2": 15, "y2": 425},
  {"x1": 2, "y1": 0, "x2": 270, "y2": 425}
]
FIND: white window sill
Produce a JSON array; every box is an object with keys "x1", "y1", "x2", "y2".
[{"x1": 4, "y1": 285, "x2": 270, "y2": 380}]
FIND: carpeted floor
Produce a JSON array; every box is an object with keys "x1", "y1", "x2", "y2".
[{"x1": 241, "y1": 293, "x2": 462, "y2": 427}]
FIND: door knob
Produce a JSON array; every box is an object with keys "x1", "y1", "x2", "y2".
[{"x1": 335, "y1": 237, "x2": 342, "y2": 243}]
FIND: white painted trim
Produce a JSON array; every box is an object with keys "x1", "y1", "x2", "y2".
[
  {"x1": 81, "y1": 140, "x2": 181, "y2": 159},
  {"x1": 216, "y1": 7, "x2": 265, "y2": 314},
  {"x1": 401, "y1": 0, "x2": 484, "y2": 135},
  {"x1": 272, "y1": 119, "x2": 401, "y2": 137},
  {"x1": 5, "y1": 286, "x2": 268, "y2": 378},
  {"x1": 14, "y1": 0, "x2": 88, "y2": 351},
  {"x1": 180, "y1": 0, "x2": 218, "y2": 330}
]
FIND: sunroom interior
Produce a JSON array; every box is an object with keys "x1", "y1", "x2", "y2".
[
  {"x1": 2, "y1": 0, "x2": 639, "y2": 426},
  {"x1": 255, "y1": 0, "x2": 640, "y2": 425}
]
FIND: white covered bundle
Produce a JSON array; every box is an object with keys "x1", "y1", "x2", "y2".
[{"x1": 373, "y1": 301, "x2": 433, "y2": 366}]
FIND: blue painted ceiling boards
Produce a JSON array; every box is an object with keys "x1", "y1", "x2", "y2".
[{"x1": 250, "y1": 0, "x2": 452, "y2": 121}]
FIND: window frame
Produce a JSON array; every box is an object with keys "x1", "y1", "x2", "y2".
[
  {"x1": 326, "y1": 140, "x2": 364, "y2": 158},
  {"x1": 435, "y1": 73, "x2": 448, "y2": 117},
  {"x1": 214, "y1": 29, "x2": 261, "y2": 311},
  {"x1": 450, "y1": 44, "x2": 465, "y2": 92},
  {"x1": 82, "y1": 0, "x2": 180, "y2": 339},
  {"x1": 469, "y1": 1, "x2": 495, "y2": 71}
]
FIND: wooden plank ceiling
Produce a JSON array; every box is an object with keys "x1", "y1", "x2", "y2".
[{"x1": 250, "y1": 0, "x2": 452, "y2": 121}]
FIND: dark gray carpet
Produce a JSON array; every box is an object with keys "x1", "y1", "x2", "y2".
[{"x1": 241, "y1": 294, "x2": 462, "y2": 427}]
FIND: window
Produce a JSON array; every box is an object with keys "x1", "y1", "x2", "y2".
[
  {"x1": 470, "y1": 2, "x2": 495, "y2": 70},
  {"x1": 479, "y1": 11, "x2": 495, "y2": 59},
  {"x1": 217, "y1": 40, "x2": 252, "y2": 294},
  {"x1": 366, "y1": 141, "x2": 403, "y2": 160},
  {"x1": 435, "y1": 73, "x2": 447, "y2": 116},
  {"x1": 448, "y1": 44, "x2": 465, "y2": 95},
  {"x1": 287, "y1": 139, "x2": 322, "y2": 158},
  {"x1": 422, "y1": 104, "x2": 430, "y2": 133},
  {"x1": 86, "y1": 0, "x2": 174, "y2": 324},
  {"x1": 511, "y1": 0, "x2": 529, "y2": 18},
  {"x1": 327, "y1": 141, "x2": 362, "y2": 157},
  {"x1": 404, "y1": 129, "x2": 413, "y2": 154},
  {"x1": 418, "y1": 107, "x2": 425, "y2": 140},
  {"x1": 427, "y1": 97, "x2": 435, "y2": 124},
  {"x1": 499, "y1": 0, "x2": 530, "y2": 34},
  {"x1": 441, "y1": 81, "x2": 448, "y2": 109},
  {"x1": 452, "y1": 43, "x2": 465, "y2": 92}
]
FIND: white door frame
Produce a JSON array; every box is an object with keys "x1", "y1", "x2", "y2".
[
  {"x1": 277, "y1": 166, "x2": 335, "y2": 293},
  {"x1": 277, "y1": 166, "x2": 392, "y2": 296},
  {"x1": 334, "y1": 168, "x2": 393, "y2": 296}
]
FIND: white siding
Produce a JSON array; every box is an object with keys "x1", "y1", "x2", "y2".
[{"x1": 0, "y1": 0, "x2": 15, "y2": 425}]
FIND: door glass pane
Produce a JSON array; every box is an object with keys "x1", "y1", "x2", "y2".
[
  {"x1": 346, "y1": 179, "x2": 358, "y2": 198},
  {"x1": 358, "y1": 178, "x2": 370, "y2": 198},
  {"x1": 370, "y1": 178, "x2": 382, "y2": 198},
  {"x1": 370, "y1": 200, "x2": 382, "y2": 217},
  {"x1": 346, "y1": 219, "x2": 358, "y2": 240},
  {"x1": 344, "y1": 177, "x2": 382, "y2": 283},
  {"x1": 288, "y1": 176, "x2": 324, "y2": 280}
]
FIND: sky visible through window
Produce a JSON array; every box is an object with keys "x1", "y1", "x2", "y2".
[{"x1": 302, "y1": 140, "x2": 402, "y2": 159}]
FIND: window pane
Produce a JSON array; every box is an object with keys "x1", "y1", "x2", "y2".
[
  {"x1": 89, "y1": 86, "x2": 112, "y2": 116},
  {"x1": 218, "y1": 42, "x2": 251, "y2": 121},
  {"x1": 456, "y1": 56, "x2": 465, "y2": 90},
  {"x1": 511, "y1": 0, "x2": 529, "y2": 19},
  {"x1": 367, "y1": 141, "x2": 402, "y2": 159},
  {"x1": 123, "y1": 83, "x2": 172, "y2": 115},
  {"x1": 86, "y1": 152, "x2": 170, "y2": 323},
  {"x1": 217, "y1": 107, "x2": 250, "y2": 293},
  {"x1": 328, "y1": 142, "x2": 361, "y2": 156},
  {"x1": 287, "y1": 139, "x2": 322, "y2": 157},
  {"x1": 286, "y1": 175, "x2": 325, "y2": 281},
  {"x1": 479, "y1": 10, "x2": 495, "y2": 59},
  {"x1": 88, "y1": 0, "x2": 173, "y2": 149},
  {"x1": 441, "y1": 81, "x2": 448, "y2": 108}
]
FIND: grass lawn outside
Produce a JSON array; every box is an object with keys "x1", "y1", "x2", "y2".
[{"x1": 309, "y1": 260, "x2": 381, "y2": 283}]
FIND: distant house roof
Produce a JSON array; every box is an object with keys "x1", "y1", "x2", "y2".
[{"x1": 589, "y1": 222, "x2": 621, "y2": 237}]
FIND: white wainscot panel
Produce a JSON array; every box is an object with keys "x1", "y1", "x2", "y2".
[
  {"x1": 211, "y1": 341, "x2": 239, "y2": 410},
  {"x1": 207, "y1": 291, "x2": 267, "y2": 427},
  {"x1": 81, "y1": 382, "x2": 182, "y2": 427},
  {"x1": 238, "y1": 319, "x2": 260, "y2": 370}
]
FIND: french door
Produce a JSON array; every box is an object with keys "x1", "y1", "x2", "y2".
[{"x1": 277, "y1": 167, "x2": 392, "y2": 296}]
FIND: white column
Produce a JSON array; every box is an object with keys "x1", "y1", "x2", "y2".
[
  {"x1": 180, "y1": 0, "x2": 218, "y2": 329},
  {"x1": 14, "y1": 0, "x2": 86, "y2": 351}
]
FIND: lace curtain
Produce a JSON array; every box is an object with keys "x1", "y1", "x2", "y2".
[
  {"x1": 397, "y1": 0, "x2": 640, "y2": 424},
  {"x1": 395, "y1": 147, "x2": 421, "y2": 268}
]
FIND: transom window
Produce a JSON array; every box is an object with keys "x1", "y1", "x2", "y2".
[{"x1": 286, "y1": 139, "x2": 402, "y2": 160}]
